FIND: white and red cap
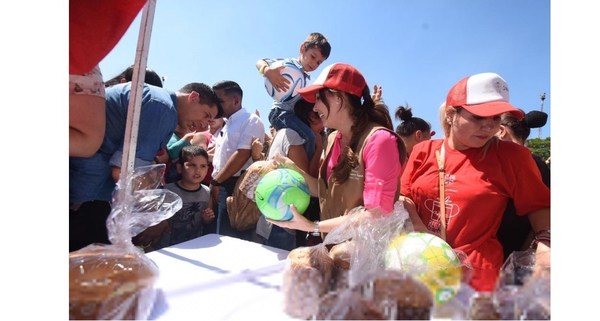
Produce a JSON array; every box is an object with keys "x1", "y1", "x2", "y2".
[
  {"x1": 297, "y1": 63, "x2": 366, "y2": 103},
  {"x1": 446, "y1": 72, "x2": 525, "y2": 119}
]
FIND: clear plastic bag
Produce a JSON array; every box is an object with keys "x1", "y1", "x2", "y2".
[
  {"x1": 493, "y1": 249, "x2": 551, "y2": 320},
  {"x1": 297, "y1": 201, "x2": 474, "y2": 319},
  {"x1": 281, "y1": 202, "x2": 413, "y2": 319},
  {"x1": 238, "y1": 160, "x2": 271, "y2": 200},
  {"x1": 321, "y1": 202, "x2": 413, "y2": 288},
  {"x1": 69, "y1": 164, "x2": 182, "y2": 320},
  {"x1": 282, "y1": 244, "x2": 334, "y2": 319}
]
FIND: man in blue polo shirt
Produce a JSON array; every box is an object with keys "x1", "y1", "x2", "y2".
[{"x1": 69, "y1": 82, "x2": 222, "y2": 252}]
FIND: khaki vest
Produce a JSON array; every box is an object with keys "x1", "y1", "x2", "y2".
[{"x1": 318, "y1": 123, "x2": 400, "y2": 220}]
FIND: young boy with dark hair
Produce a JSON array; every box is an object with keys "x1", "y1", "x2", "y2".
[
  {"x1": 256, "y1": 32, "x2": 331, "y2": 161},
  {"x1": 137, "y1": 145, "x2": 215, "y2": 251}
]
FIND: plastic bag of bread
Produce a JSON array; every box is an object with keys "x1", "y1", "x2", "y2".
[
  {"x1": 316, "y1": 269, "x2": 434, "y2": 320},
  {"x1": 492, "y1": 248, "x2": 550, "y2": 319},
  {"x1": 226, "y1": 165, "x2": 266, "y2": 231},
  {"x1": 69, "y1": 164, "x2": 182, "y2": 320},
  {"x1": 224, "y1": 160, "x2": 271, "y2": 231},
  {"x1": 316, "y1": 201, "x2": 475, "y2": 319},
  {"x1": 321, "y1": 201, "x2": 412, "y2": 289},
  {"x1": 328, "y1": 240, "x2": 354, "y2": 291},
  {"x1": 316, "y1": 286, "x2": 386, "y2": 320},
  {"x1": 237, "y1": 160, "x2": 270, "y2": 200},
  {"x1": 282, "y1": 244, "x2": 334, "y2": 319}
]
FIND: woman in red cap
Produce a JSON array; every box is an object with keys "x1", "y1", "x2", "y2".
[
  {"x1": 400, "y1": 72, "x2": 551, "y2": 292},
  {"x1": 268, "y1": 63, "x2": 406, "y2": 238}
]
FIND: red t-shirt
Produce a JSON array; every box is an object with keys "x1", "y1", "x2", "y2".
[{"x1": 401, "y1": 139, "x2": 550, "y2": 291}]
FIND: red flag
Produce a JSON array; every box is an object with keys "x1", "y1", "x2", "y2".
[{"x1": 69, "y1": 0, "x2": 147, "y2": 74}]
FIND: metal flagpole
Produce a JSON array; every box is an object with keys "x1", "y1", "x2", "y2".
[
  {"x1": 120, "y1": 0, "x2": 157, "y2": 180},
  {"x1": 538, "y1": 93, "x2": 546, "y2": 138}
]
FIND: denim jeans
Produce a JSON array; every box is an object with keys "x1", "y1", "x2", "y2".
[
  {"x1": 269, "y1": 108, "x2": 315, "y2": 161},
  {"x1": 266, "y1": 225, "x2": 296, "y2": 251}
]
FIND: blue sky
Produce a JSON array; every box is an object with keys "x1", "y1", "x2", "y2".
[{"x1": 99, "y1": 0, "x2": 551, "y2": 138}]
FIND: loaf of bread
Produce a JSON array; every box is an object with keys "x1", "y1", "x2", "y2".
[
  {"x1": 329, "y1": 241, "x2": 353, "y2": 291},
  {"x1": 282, "y1": 245, "x2": 334, "y2": 319},
  {"x1": 364, "y1": 270, "x2": 434, "y2": 320},
  {"x1": 316, "y1": 288, "x2": 385, "y2": 320},
  {"x1": 469, "y1": 292, "x2": 501, "y2": 320},
  {"x1": 69, "y1": 246, "x2": 158, "y2": 320}
]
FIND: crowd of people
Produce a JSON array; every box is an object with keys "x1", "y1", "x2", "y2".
[{"x1": 70, "y1": 25, "x2": 550, "y2": 293}]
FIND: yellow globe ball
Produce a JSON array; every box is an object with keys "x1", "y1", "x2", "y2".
[{"x1": 384, "y1": 232, "x2": 462, "y2": 303}]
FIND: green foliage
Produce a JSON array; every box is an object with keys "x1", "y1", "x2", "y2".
[{"x1": 526, "y1": 137, "x2": 550, "y2": 161}]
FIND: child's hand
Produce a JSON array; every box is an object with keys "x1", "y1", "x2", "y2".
[
  {"x1": 201, "y1": 208, "x2": 215, "y2": 223},
  {"x1": 154, "y1": 148, "x2": 169, "y2": 164},
  {"x1": 372, "y1": 85, "x2": 383, "y2": 104},
  {"x1": 191, "y1": 131, "x2": 209, "y2": 148},
  {"x1": 251, "y1": 137, "x2": 264, "y2": 161},
  {"x1": 182, "y1": 131, "x2": 196, "y2": 142},
  {"x1": 265, "y1": 65, "x2": 291, "y2": 92}
]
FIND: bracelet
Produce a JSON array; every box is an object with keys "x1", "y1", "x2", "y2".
[
  {"x1": 530, "y1": 236, "x2": 551, "y2": 249},
  {"x1": 534, "y1": 228, "x2": 550, "y2": 237},
  {"x1": 535, "y1": 235, "x2": 551, "y2": 242},
  {"x1": 259, "y1": 64, "x2": 267, "y2": 76},
  {"x1": 311, "y1": 221, "x2": 320, "y2": 236},
  {"x1": 530, "y1": 229, "x2": 551, "y2": 248},
  {"x1": 210, "y1": 180, "x2": 222, "y2": 187}
]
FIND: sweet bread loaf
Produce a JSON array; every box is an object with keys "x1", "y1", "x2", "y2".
[
  {"x1": 469, "y1": 292, "x2": 501, "y2": 320},
  {"x1": 316, "y1": 288, "x2": 385, "y2": 320},
  {"x1": 364, "y1": 270, "x2": 434, "y2": 320},
  {"x1": 69, "y1": 246, "x2": 158, "y2": 320},
  {"x1": 329, "y1": 241, "x2": 353, "y2": 291},
  {"x1": 282, "y1": 245, "x2": 334, "y2": 319}
]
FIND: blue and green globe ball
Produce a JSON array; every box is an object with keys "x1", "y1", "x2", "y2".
[
  {"x1": 384, "y1": 232, "x2": 463, "y2": 304},
  {"x1": 254, "y1": 168, "x2": 310, "y2": 221}
]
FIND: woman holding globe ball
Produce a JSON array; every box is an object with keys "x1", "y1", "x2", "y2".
[{"x1": 267, "y1": 63, "x2": 406, "y2": 237}]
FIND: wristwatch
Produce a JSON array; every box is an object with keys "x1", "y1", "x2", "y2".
[
  {"x1": 210, "y1": 180, "x2": 222, "y2": 187},
  {"x1": 311, "y1": 221, "x2": 320, "y2": 236}
]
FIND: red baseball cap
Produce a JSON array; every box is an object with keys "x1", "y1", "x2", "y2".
[
  {"x1": 446, "y1": 72, "x2": 525, "y2": 120},
  {"x1": 297, "y1": 63, "x2": 366, "y2": 103}
]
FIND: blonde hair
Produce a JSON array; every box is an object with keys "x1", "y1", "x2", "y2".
[
  {"x1": 446, "y1": 105, "x2": 499, "y2": 160},
  {"x1": 438, "y1": 101, "x2": 449, "y2": 137}
]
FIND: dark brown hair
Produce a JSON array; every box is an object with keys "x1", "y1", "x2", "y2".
[
  {"x1": 178, "y1": 145, "x2": 208, "y2": 165},
  {"x1": 303, "y1": 32, "x2": 332, "y2": 59},
  {"x1": 395, "y1": 105, "x2": 432, "y2": 137},
  {"x1": 321, "y1": 86, "x2": 407, "y2": 183}
]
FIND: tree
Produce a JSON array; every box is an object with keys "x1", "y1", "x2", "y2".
[{"x1": 526, "y1": 137, "x2": 550, "y2": 162}]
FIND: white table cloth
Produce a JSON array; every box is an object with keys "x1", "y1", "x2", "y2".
[{"x1": 146, "y1": 234, "x2": 294, "y2": 320}]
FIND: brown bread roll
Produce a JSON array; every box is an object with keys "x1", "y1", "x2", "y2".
[
  {"x1": 329, "y1": 241, "x2": 353, "y2": 291},
  {"x1": 364, "y1": 270, "x2": 434, "y2": 320},
  {"x1": 282, "y1": 245, "x2": 334, "y2": 319}
]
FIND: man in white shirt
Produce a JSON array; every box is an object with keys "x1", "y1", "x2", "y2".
[{"x1": 211, "y1": 81, "x2": 265, "y2": 239}]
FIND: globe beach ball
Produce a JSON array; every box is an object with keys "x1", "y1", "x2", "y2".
[
  {"x1": 264, "y1": 60, "x2": 306, "y2": 103},
  {"x1": 384, "y1": 232, "x2": 462, "y2": 303},
  {"x1": 255, "y1": 168, "x2": 310, "y2": 221}
]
